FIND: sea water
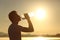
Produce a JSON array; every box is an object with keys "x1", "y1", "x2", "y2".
[{"x1": 0, "y1": 37, "x2": 60, "y2": 40}]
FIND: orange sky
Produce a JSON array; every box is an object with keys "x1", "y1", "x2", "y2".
[{"x1": 0, "y1": 0, "x2": 60, "y2": 35}]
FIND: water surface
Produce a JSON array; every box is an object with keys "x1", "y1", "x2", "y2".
[{"x1": 0, "y1": 37, "x2": 60, "y2": 40}]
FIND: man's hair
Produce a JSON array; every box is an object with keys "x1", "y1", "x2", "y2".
[{"x1": 8, "y1": 10, "x2": 19, "y2": 23}]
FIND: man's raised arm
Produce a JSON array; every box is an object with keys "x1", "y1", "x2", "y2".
[{"x1": 21, "y1": 13, "x2": 34, "y2": 32}]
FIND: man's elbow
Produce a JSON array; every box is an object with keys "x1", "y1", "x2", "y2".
[{"x1": 31, "y1": 30, "x2": 34, "y2": 32}]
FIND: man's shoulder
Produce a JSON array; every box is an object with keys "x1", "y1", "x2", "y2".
[{"x1": 9, "y1": 24, "x2": 23, "y2": 28}]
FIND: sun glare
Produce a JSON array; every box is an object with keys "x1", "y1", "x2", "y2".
[
  {"x1": 28, "y1": 8, "x2": 46, "y2": 20},
  {"x1": 35, "y1": 9, "x2": 46, "y2": 19}
]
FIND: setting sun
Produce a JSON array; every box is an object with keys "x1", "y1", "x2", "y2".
[
  {"x1": 35, "y1": 8, "x2": 46, "y2": 20},
  {"x1": 28, "y1": 8, "x2": 46, "y2": 20}
]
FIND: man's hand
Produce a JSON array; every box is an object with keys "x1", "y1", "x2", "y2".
[{"x1": 24, "y1": 13, "x2": 30, "y2": 20}]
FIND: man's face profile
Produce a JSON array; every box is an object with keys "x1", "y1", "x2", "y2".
[{"x1": 9, "y1": 11, "x2": 21, "y2": 23}]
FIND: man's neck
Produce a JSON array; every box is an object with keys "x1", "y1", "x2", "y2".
[{"x1": 12, "y1": 22, "x2": 18, "y2": 25}]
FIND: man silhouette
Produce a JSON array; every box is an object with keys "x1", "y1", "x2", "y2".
[{"x1": 8, "y1": 10, "x2": 34, "y2": 40}]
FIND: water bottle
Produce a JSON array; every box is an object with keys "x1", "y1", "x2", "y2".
[{"x1": 21, "y1": 13, "x2": 29, "y2": 20}]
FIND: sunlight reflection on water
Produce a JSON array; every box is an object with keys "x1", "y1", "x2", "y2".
[
  {"x1": 32, "y1": 37, "x2": 48, "y2": 40},
  {"x1": 22, "y1": 37, "x2": 60, "y2": 40},
  {"x1": 0, "y1": 37, "x2": 60, "y2": 40}
]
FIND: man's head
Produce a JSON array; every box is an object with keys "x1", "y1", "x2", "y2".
[{"x1": 8, "y1": 10, "x2": 21, "y2": 23}]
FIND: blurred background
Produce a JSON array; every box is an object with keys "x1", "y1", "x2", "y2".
[{"x1": 0, "y1": 0, "x2": 60, "y2": 37}]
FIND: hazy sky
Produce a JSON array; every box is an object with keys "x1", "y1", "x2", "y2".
[{"x1": 0, "y1": 0, "x2": 60, "y2": 35}]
